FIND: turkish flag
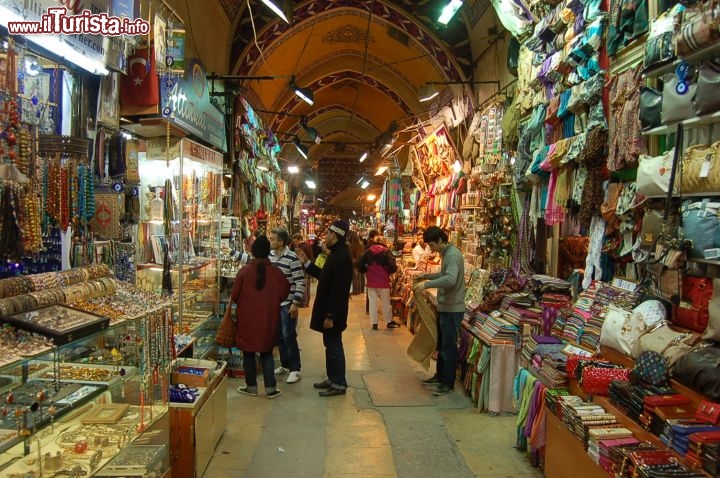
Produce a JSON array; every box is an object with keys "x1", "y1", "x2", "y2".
[{"x1": 120, "y1": 47, "x2": 159, "y2": 106}]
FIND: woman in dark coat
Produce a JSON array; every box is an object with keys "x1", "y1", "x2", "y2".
[{"x1": 227, "y1": 235, "x2": 290, "y2": 399}]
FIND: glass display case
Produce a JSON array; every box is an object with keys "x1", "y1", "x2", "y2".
[
  {"x1": 0, "y1": 302, "x2": 172, "y2": 477},
  {"x1": 136, "y1": 137, "x2": 223, "y2": 359}
]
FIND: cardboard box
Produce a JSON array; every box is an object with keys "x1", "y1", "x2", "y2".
[{"x1": 171, "y1": 365, "x2": 210, "y2": 388}]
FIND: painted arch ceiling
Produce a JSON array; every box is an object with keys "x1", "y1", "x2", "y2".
[{"x1": 216, "y1": 0, "x2": 491, "y2": 206}]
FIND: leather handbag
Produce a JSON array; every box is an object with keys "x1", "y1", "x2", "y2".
[
  {"x1": 640, "y1": 207, "x2": 678, "y2": 250},
  {"x1": 632, "y1": 350, "x2": 670, "y2": 386},
  {"x1": 640, "y1": 86, "x2": 663, "y2": 130},
  {"x1": 673, "y1": 344, "x2": 720, "y2": 401},
  {"x1": 644, "y1": 31, "x2": 675, "y2": 70},
  {"x1": 695, "y1": 400, "x2": 720, "y2": 425},
  {"x1": 215, "y1": 310, "x2": 236, "y2": 348},
  {"x1": 673, "y1": 276, "x2": 713, "y2": 333},
  {"x1": 600, "y1": 305, "x2": 649, "y2": 356},
  {"x1": 681, "y1": 199, "x2": 720, "y2": 258},
  {"x1": 633, "y1": 323, "x2": 696, "y2": 365},
  {"x1": 673, "y1": 2, "x2": 720, "y2": 56},
  {"x1": 661, "y1": 71, "x2": 697, "y2": 125},
  {"x1": 693, "y1": 61, "x2": 720, "y2": 116},
  {"x1": 680, "y1": 143, "x2": 720, "y2": 193},
  {"x1": 702, "y1": 278, "x2": 720, "y2": 341},
  {"x1": 637, "y1": 149, "x2": 675, "y2": 196}
]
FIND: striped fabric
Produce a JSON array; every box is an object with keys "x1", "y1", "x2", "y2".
[{"x1": 270, "y1": 247, "x2": 306, "y2": 307}]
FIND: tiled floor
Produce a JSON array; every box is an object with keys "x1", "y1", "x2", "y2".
[{"x1": 204, "y1": 292, "x2": 544, "y2": 477}]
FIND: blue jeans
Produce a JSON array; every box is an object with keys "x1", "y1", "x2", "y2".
[
  {"x1": 243, "y1": 351, "x2": 277, "y2": 392},
  {"x1": 278, "y1": 304, "x2": 301, "y2": 372},
  {"x1": 322, "y1": 330, "x2": 347, "y2": 389},
  {"x1": 436, "y1": 312, "x2": 463, "y2": 387}
]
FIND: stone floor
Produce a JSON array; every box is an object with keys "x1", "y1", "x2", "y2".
[{"x1": 204, "y1": 291, "x2": 545, "y2": 477}]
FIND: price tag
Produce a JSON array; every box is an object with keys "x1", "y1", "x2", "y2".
[{"x1": 700, "y1": 158, "x2": 711, "y2": 178}]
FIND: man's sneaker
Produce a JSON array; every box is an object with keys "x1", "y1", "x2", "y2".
[
  {"x1": 421, "y1": 376, "x2": 441, "y2": 386},
  {"x1": 433, "y1": 384, "x2": 453, "y2": 396},
  {"x1": 286, "y1": 371, "x2": 301, "y2": 384},
  {"x1": 274, "y1": 366, "x2": 290, "y2": 375},
  {"x1": 237, "y1": 386, "x2": 257, "y2": 396},
  {"x1": 386, "y1": 321, "x2": 401, "y2": 328},
  {"x1": 371, "y1": 324, "x2": 378, "y2": 330},
  {"x1": 266, "y1": 390, "x2": 282, "y2": 399}
]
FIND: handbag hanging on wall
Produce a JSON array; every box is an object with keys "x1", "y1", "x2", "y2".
[
  {"x1": 694, "y1": 60, "x2": 720, "y2": 116},
  {"x1": 644, "y1": 124, "x2": 687, "y2": 304},
  {"x1": 673, "y1": 276, "x2": 713, "y2": 333}
]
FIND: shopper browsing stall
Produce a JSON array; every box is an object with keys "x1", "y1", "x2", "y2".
[
  {"x1": 229, "y1": 236, "x2": 290, "y2": 399},
  {"x1": 359, "y1": 230, "x2": 400, "y2": 329},
  {"x1": 412, "y1": 226, "x2": 466, "y2": 396},
  {"x1": 269, "y1": 228, "x2": 306, "y2": 385}
]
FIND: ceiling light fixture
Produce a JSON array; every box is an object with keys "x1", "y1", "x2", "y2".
[
  {"x1": 359, "y1": 151, "x2": 369, "y2": 163},
  {"x1": 259, "y1": 0, "x2": 289, "y2": 23},
  {"x1": 418, "y1": 84, "x2": 439, "y2": 103},
  {"x1": 367, "y1": 193, "x2": 377, "y2": 201},
  {"x1": 290, "y1": 76, "x2": 314, "y2": 105},
  {"x1": 293, "y1": 136, "x2": 309, "y2": 159},
  {"x1": 361, "y1": 180, "x2": 370, "y2": 189},
  {"x1": 288, "y1": 165, "x2": 299, "y2": 174},
  {"x1": 305, "y1": 179, "x2": 316, "y2": 189},
  {"x1": 356, "y1": 176, "x2": 365, "y2": 185},
  {"x1": 300, "y1": 117, "x2": 321, "y2": 144},
  {"x1": 375, "y1": 166, "x2": 388, "y2": 176},
  {"x1": 438, "y1": 0, "x2": 463, "y2": 25}
]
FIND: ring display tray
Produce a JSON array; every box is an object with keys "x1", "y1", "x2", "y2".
[
  {"x1": 94, "y1": 444, "x2": 167, "y2": 477},
  {"x1": 1, "y1": 304, "x2": 110, "y2": 345}
]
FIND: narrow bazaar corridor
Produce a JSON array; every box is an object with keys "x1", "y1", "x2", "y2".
[{"x1": 204, "y1": 290, "x2": 544, "y2": 477}]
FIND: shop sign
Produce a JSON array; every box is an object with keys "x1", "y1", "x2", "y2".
[
  {"x1": 160, "y1": 58, "x2": 227, "y2": 152},
  {"x1": 145, "y1": 137, "x2": 222, "y2": 169},
  {"x1": 8, "y1": 0, "x2": 129, "y2": 72}
]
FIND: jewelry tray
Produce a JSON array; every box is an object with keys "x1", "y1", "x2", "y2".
[
  {"x1": 94, "y1": 444, "x2": 167, "y2": 476},
  {"x1": 1, "y1": 304, "x2": 110, "y2": 345},
  {"x1": 29, "y1": 363, "x2": 137, "y2": 387}
]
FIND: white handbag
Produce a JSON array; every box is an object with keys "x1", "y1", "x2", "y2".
[
  {"x1": 600, "y1": 305, "x2": 649, "y2": 356},
  {"x1": 636, "y1": 149, "x2": 675, "y2": 196}
]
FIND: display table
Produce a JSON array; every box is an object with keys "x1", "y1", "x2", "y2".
[
  {"x1": 169, "y1": 359, "x2": 227, "y2": 478},
  {"x1": 545, "y1": 411, "x2": 607, "y2": 478}
]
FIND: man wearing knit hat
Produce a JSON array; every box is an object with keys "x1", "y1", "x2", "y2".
[{"x1": 296, "y1": 219, "x2": 353, "y2": 397}]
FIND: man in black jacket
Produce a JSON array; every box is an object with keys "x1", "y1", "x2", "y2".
[{"x1": 296, "y1": 220, "x2": 353, "y2": 397}]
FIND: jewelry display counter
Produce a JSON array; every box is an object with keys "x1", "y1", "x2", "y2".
[
  {"x1": 137, "y1": 137, "x2": 223, "y2": 362},
  {"x1": 0, "y1": 268, "x2": 174, "y2": 477},
  {"x1": 168, "y1": 358, "x2": 227, "y2": 478}
]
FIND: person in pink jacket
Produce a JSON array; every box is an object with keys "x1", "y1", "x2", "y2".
[{"x1": 359, "y1": 231, "x2": 400, "y2": 330}]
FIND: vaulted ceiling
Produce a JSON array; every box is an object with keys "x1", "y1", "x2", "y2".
[{"x1": 173, "y1": 0, "x2": 504, "y2": 207}]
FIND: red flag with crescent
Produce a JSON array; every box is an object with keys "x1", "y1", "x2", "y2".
[{"x1": 120, "y1": 47, "x2": 159, "y2": 106}]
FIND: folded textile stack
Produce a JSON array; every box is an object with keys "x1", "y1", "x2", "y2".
[
  {"x1": 579, "y1": 310, "x2": 604, "y2": 350},
  {"x1": 660, "y1": 419, "x2": 720, "y2": 456},
  {"x1": 524, "y1": 334, "x2": 563, "y2": 366},
  {"x1": 556, "y1": 395, "x2": 585, "y2": 422},
  {"x1": 529, "y1": 274, "x2": 572, "y2": 294},
  {"x1": 539, "y1": 358, "x2": 569, "y2": 388},
  {"x1": 594, "y1": 437, "x2": 639, "y2": 472},
  {"x1": 478, "y1": 312, "x2": 519, "y2": 343},
  {"x1": 587, "y1": 428, "x2": 634, "y2": 462},
  {"x1": 501, "y1": 292, "x2": 535, "y2": 309},
  {"x1": 562, "y1": 402, "x2": 608, "y2": 440},
  {"x1": 544, "y1": 388, "x2": 571, "y2": 417},
  {"x1": 503, "y1": 305, "x2": 543, "y2": 327}
]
